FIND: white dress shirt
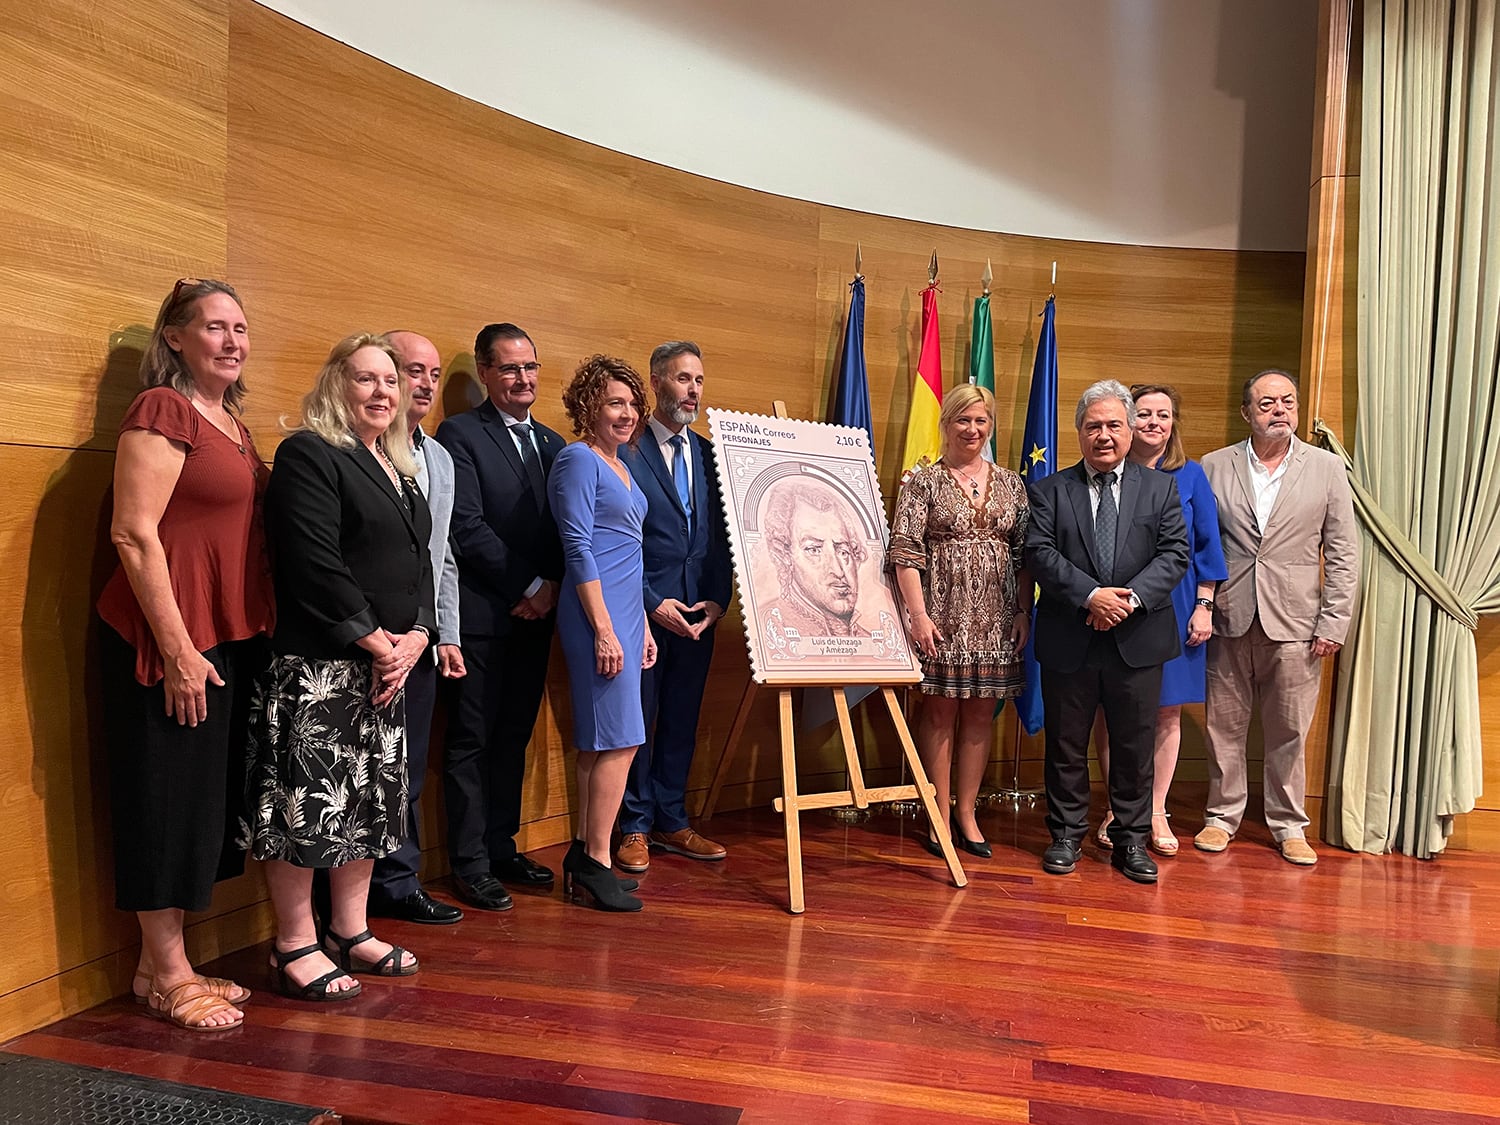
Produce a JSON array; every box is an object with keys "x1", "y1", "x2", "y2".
[
  {"x1": 648, "y1": 415, "x2": 692, "y2": 494},
  {"x1": 1246, "y1": 438, "x2": 1290, "y2": 532}
]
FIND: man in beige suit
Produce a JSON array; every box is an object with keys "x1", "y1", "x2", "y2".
[{"x1": 1195, "y1": 369, "x2": 1358, "y2": 866}]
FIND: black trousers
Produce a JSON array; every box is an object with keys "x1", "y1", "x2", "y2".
[
  {"x1": 443, "y1": 620, "x2": 554, "y2": 879},
  {"x1": 371, "y1": 657, "x2": 438, "y2": 900},
  {"x1": 1041, "y1": 635, "x2": 1161, "y2": 849}
]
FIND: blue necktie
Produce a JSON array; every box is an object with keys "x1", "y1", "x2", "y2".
[{"x1": 670, "y1": 434, "x2": 693, "y2": 530}]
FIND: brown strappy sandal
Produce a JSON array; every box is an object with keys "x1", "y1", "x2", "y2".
[
  {"x1": 133, "y1": 972, "x2": 250, "y2": 1006},
  {"x1": 145, "y1": 978, "x2": 245, "y2": 1032}
]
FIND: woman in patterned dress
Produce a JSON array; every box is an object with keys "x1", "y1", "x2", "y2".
[
  {"x1": 889, "y1": 384, "x2": 1031, "y2": 859},
  {"x1": 242, "y1": 334, "x2": 434, "y2": 1001}
]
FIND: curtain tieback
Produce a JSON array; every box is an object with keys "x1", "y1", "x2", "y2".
[{"x1": 1314, "y1": 419, "x2": 1478, "y2": 629}]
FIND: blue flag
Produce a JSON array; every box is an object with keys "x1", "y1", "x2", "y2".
[
  {"x1": 805, "y1": 273, "x2": 877, "y2": 733},
  {"x1": 1015, "y1": 297, "x2": 1059, "y2": 735},
  {"x1": 830, "y1": 275, "x2": 874, "y2": 458}
]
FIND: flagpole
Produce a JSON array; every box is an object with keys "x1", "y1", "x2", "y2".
[{"x1": 992, "y1": 277, "x2": 1055, "y2": 809}]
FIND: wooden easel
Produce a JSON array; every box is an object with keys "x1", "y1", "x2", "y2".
[
  {"x1": 701, "y1": 675, "x2": 966, "y2": 913},
  {"x1": 699, "y1": 399, "x2": 965, "y2": 914}
]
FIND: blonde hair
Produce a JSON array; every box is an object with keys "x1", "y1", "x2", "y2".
[
  {"x1": 939, "y1": 383, "x2": 996, "y2": 456},
  {"x1": 140, "y1": 278, "x2": 248, "y2": 411},
  {"x1": 287, "y1": 333, "x2": 420, "y2": 479}
]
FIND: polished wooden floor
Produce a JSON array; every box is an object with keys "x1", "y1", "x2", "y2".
[{"x1": 7, "y1": 791, "x2": 1500, "y2": 1124}]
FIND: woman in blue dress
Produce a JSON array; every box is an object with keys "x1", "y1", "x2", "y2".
[
  {"x1": 549, "y1": 355, "x2": 657, "y2": 911},
  {"x1": 1095, "y1": 384, "x2": 1227, "y2": 857}
]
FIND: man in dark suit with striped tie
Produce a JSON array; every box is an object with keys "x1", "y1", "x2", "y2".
[
  {"x1": 615, "y1": 341, "x2": 733, "y2": 874},
  {"x1": 1025, "y1": 379, "x2": 1189, "y2": 885},
  {"x1": 436, "y1": 323, "x2": 564, "y2": 911}
]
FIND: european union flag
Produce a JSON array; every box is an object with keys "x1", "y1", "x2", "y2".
[
  {"x1": 1015, "y1": 296, "x2": 1058, "y2": 735},
  {"x1": 830, "y1": 275, "x2": 874, "y2": 459}
]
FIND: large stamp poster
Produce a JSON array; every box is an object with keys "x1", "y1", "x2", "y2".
[{"x1": 708, "y1": 409, "x2": 919, "y2": 684}]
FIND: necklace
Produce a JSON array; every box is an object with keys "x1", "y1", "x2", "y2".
[
  {"x1": 373, "y1": 441, "x2": 410, "y2": 506},
  {"x1": 950, "y1": 462, "x2": 984, "y2": 500}
]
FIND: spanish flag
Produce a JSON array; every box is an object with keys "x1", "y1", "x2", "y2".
[{"x1": 902, "y1": 282, "x2": 943, "y2": 470}]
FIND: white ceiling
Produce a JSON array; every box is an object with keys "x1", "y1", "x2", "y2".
[{"x1": 260, "y1": 0, "x2": 1319, "y2": 251}]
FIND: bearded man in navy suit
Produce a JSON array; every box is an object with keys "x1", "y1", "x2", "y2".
[
  {"x1": 435, "y1": 323, "x2": 564, "y2": 912},
  {"x1": 1025, "y1": 379, "x2": 1189, "y2": 885},
  {"x1": 614, "y1": 341, "x2": 733, "y2": 874}
]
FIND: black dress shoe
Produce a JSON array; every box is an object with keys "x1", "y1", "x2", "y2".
[
  {"x1": 452, "y1": 873, "x2": 514, "y2": 911},
  {"x1": 492, "y1": 854, "x2": 555, "y2": 889},
  {"x1": 1112, "y1": 844, "x2": 1160, "y2": 884},
  {"x1": 369, "y1": 889, "x2": 464, "y2": 925},
  {"x1": 951, "y1": 815, "x2": 992, "y2": 859},
  {"x1": 1042, "y1": 838, "x2": 1082, "y2": 875}
]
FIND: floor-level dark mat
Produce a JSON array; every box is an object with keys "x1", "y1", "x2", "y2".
[{"x1": 0, "y1": 1052, "x2": 338, "y2": 1124}]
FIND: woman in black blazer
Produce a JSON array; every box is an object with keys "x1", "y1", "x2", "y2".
[{"x1": 242, "y1": 333, "x2": 435, "y2": 1002}]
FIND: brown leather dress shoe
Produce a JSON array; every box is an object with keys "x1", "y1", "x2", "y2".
[
  {"x1": 615, "y1": 832, "x2": 651, "y2": 873},
  {"x1": 650, "y1": 827, "x2": 727, "y2": 861}
]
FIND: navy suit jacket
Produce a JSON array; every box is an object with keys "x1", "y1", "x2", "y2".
[
  {"x1": 1024, "y1": 459, "x2": 1189, "y2": 672},
  {"x1": 435, "y1": 399, "x2": 565, "y2": 637},
  {"x1": 621, "y1": 427, "x2": 732, "y2": 613}
]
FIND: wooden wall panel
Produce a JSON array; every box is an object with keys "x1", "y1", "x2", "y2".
[
  {"x1": 0, "y1": 0, "x2": 239, "y2": 1041},
  {"x1": 4, "y1": 0, "x2": 1321, "y2": 1042},
  {"x1": 0, "y1": 0, "x2": 230, "y2": 452}
]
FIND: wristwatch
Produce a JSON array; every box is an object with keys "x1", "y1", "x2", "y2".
[{"x1": 1195, "y1": 598, "x2": 1215, "y2": 610}]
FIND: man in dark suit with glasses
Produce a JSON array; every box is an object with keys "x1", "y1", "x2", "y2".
[{"x1": 436, "y1": 323, "x2": 564, "y2": 911}]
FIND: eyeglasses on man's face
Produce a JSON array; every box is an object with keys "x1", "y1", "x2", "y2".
[{"x1": 484, "y1": 360, "x2": 542, "y2": 379}]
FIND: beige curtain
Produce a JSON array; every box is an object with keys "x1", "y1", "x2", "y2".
[{"x1": 1325, "y1": 0, "x2": 1499, "y2": 858}]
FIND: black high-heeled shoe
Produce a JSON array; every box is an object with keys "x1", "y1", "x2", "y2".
[
  {"x1": 565, "y1": 839, "x2": 639, "y2": 891},
  {"x1": 563, "y1": 846, "x2": 643, "y2": 912},
  {"x1": 951, "y1": 814, "x2": 992, "y2": 859}
]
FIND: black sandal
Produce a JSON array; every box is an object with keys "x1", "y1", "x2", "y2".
[
  {"x1": 323, "y1": 927, "x2": 419, "y2": 977},
  {"x1": 269, "y1": 943, "x2": 362, "y2": 1002}
]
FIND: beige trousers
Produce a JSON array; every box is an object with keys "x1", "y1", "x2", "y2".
[{"x1": 1203, "y1": 618, "x2": 1321, "y2": 842}]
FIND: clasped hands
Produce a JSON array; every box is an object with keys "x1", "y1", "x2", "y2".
[
  {"x1": 1087, "y1": 587, "x2": 1136, "y2": 631},
  {"x1": 511, "y1": 580, "x2": 558, "y2": 621},
  {"x1": 370, "y1": 627, "x2": 429, "y2": 707},
  {"x1": 650, "y1": 597, "x2": 723, "y2": 640}
]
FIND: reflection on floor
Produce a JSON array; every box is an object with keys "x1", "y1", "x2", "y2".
[{"x1": 7, "y1": 794, "x2": 1500, "y2": 1124}]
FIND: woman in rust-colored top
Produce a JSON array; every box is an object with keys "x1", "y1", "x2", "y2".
[{"x1": 97, "y1": 278, "x2": 274, "y2": 1032}]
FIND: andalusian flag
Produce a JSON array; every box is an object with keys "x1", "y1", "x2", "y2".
[
  {"x1": 969, "y1": 291, "x2": 997, "y2": 462},
  {"x1": 902, "y1": 283, "x2": 943, "y2": 470},
  {"x1": 1015, "y1": 296, "x2": 1059, "y2": 736}
]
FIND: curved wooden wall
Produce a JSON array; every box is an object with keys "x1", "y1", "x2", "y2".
[{"x1": 2, "y1": 0, "x2": 1308, "y2": 1037}]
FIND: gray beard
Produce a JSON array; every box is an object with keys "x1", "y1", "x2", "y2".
[{"x1": 669, "y1": 404, "x2": 698, "y2": 426}]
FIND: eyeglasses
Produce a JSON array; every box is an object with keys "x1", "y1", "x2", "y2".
[
  {"x1": 169, "y1": 276, "x2": 204, "y2": 305},
  {"x1": 484, "y1": 361, "x2": 542, "y2": 379}
]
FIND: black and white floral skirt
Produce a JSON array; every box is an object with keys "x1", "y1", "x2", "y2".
[{"x1": 240, "y1": 655, "x2": 407, "y2": 867}]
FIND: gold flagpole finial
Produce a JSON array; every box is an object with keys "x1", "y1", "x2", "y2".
[
  {"x1": 981, "y1": 258, "x2": 993, "y2": 297},
  {"x1": 928, "y1": 249, "x2": 939, "y2": 286},
  {"x1": 854, "y1": 242, "x2": 863, "y2": 281}
]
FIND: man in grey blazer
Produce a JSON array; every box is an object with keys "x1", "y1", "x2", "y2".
[
  {"x1": 1197, "y1": 369, "x2": 1359, "y2": 865},
  {"x1": 369, "y1": 331, "x2": 467, "y2": 922}
]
